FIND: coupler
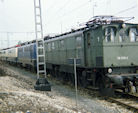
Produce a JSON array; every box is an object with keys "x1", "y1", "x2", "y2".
[{"x1": 34, "y1": 78, "x2": 51, "y2": 91}]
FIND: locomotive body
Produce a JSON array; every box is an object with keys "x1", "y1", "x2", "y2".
[{"x1": 44, "y1": 20, "x2": 138, "y2": 92}]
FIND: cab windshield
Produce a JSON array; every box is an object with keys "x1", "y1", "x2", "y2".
[
  {"x1": 129, "y1": 28, "x2": 138, "y2": 42},
  {"x1": 105, "y1": 28, "x2": 115, "y2": 42}
]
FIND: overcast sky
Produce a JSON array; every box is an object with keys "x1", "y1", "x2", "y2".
[{"x1": 0, "y1": 0, "x2": 138, "y2": 48}]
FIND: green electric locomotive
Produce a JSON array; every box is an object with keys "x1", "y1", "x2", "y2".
[
  {"x1": 44, "y1": 16, "x2": 138, "y2": 94},
  {"x1": 1, "y1": 16, "x2": 137, "y2": 94}
]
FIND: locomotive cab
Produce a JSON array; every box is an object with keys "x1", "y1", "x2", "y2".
[{"x1": 102, "y1": 23, "x2": 138, "y2": 92}]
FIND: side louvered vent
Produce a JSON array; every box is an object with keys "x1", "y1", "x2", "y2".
[{"x1": 96, "y1": 57, "x2": 103, "y2": 67}]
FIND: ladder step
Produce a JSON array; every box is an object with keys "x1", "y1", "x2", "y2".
[
  {"x1": 38, "y1": 70, "x2": 45, "y2": 73},
  {"x1": 37, "y1": 38, "x2": 43, "y2": 41},
  {"x1": 36, "y1": 22, "x2": 41, "y2": 25},
  {"x1": 36, "y1": 31, "x2": 42, "y2": 32},
  {"x1": 38, "y1": 47, "x2": 44, "y2": 49},
  {"x1": 35, "y1": 6, "x2": 40, "y2": 8},
  {"x1": 38, "y1": 62, "x2": 45, "y2": 65},
  {"x1": 38, "y1": 55, "x2": 44, "y2": 57},
  {"x1": 36, "y1": 14, "x2": 40, "y2": 16},
  {"x1": 38, "y1": 40, "x2": 43, "y2": 42}
]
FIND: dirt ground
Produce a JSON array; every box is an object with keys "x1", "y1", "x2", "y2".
[{"x1": 0, "y1": 63, "x2": 134, "y2": 113}]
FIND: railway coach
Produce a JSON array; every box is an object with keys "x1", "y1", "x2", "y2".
[
  {"x1": 17, "y1": 41, "x2": 37, "y2": 70},
  {"x1": 0, "y1": 46, "x2": 18, "y2": 64}
]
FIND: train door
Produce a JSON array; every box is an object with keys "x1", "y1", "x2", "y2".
[
  {"x1": 30, "y1": 45, "x2": 33, "y2": 60},
  {"x1": 59, "y1": 40, "x2": 66, "y2": 64},
  {"x1": 75, "y1": 36, "x2": 84, "y2": 65},
  {"x1": 84, "y1": 32, "x2": 92, "y2": 67}
]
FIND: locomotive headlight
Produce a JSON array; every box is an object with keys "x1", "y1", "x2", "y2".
[
  {"x1": 122, "y1": 23, "x2": 126, "y2": 28},
  {"x1": 108, "y1": 68, "x2": 112, "y2": 73}
]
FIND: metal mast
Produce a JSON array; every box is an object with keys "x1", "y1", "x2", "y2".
[
  {"x1": 34, "y1": 0, "x2": 51, "y2": 91},
  {"x1": 34, "y1": 0, "x2": 46, "y2": 78}
]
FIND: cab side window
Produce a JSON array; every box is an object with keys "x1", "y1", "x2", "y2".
[
  {"x1": 60, "y1": 40, "x2": 64, "y2": 50},
  {"x1": 105, "y1": 28, "x2": 115, "y2": 42},
  {"x1": 51, "y1": 42, "x2": 55, "y2": 50},
  {"x1": 119, "y1": 28, "x2": 128, "y2": 42},
  {"x1": 76, "y1": 37, "x2": 82, "y2": 48},
  {"x1": 129, "y1": 28, "x2": 138, "y2": 42},
  {"x1": 48, "y1": 43, "x2": 51, "y2": 52}
]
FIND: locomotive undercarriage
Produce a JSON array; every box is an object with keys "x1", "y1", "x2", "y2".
[
  {"x1": 46, "y1": 63, "x2": 114, "y2": 95},
  {"x1": 46, "y1": 63, "x2": 138, "y2": 95},
  {"x1": 46, "y1": 63, "x2": 93, "y2": 87}
]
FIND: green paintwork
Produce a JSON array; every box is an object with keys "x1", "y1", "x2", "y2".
[{"x1": 44, "y1": 23, "x2": 138, "y2": 69}]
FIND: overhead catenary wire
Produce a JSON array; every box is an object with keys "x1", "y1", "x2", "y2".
[
  {"x1": 45, "y1": 0, "x2": 72, "y2": 21},
  {"x1": 60, "y1": 0, "x2": 90, "y2": 18},
  {"x1": 45, "y1": 0, "x2": 101, "y2": 34},
  {"x1": 46, "y1": 0, "x2": 90, "y2": 24},
  {"x1": 44, "y1": 0, "x2": 58, "y2": 13},
  {"x1": 115, "y1": 5, "x2": 137, "y2": 15},
  {"x1": 0, "y1": 31, "x2": 35, "y2": 48},
  {"x1": 54, "y1": 0, "x2": 71, "y2": 15}
]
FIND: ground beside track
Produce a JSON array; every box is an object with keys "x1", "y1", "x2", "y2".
[{"x1": 0, "y1": 63, "x2": 134, "y2": 113}]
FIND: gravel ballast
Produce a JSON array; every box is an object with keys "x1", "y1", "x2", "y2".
[{"x1": 0, "y1": 63, "x2": 133, "y2": 113}]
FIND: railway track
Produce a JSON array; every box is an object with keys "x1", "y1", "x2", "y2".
[
  {"x1": 108, "y1": 90, "x2": 138, "y2": 112},
  {"x1": 84, "y1": 87, "x2": 138, "y2": 112},
  {"x1": 107, "y1": 97, "x2": 138, "y2": 112},
  {"x1": 52, "y1": 78, "x2": 138, "y2": 112}
]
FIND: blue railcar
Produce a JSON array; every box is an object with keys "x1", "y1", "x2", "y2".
[{"x1": 18, "y1": 42, "x2": 36, "y2": 69}]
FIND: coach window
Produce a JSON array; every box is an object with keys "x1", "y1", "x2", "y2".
[
  {"x1": 52, "y1": 42, "x2": 55, "y2": 50},
  {"x1": 76, "y1": 37, "x2": 82, "y2": 48},
  {"x1": 48, "y1": 43, "x2": 51, "y2": 52},
  {"x1": 129, "y1": 28, "x2": 138, "y2": 42},
  {"x1": 105, "y1": 28, "x2": 115, "y2": 42},
  {"x1": 27, "y1": 46, "x2": 30, "y2": 51},
  {"x1": 30, "y1": 45, "x2": 33, "y2": 51},
  {"x1": 9, "y1": 50, "x2": 11, "y2": 53},
  {"x1": 60, "y1": 40, "x2": 64, "y2": 49},
  {"x1": 19, "y1": 48, "x2": 23, "y2": 53},
  {"x1": 24, "y1": 47, "x2": 27, "y2": 52}
]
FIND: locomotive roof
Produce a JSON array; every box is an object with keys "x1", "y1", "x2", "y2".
[
  {"x1": 44, "y1": 16, "x2": 136, "y2": 41},
  {"x1": 3, "y1": 16, "x2": 137, "y2": 48},
  {"x1": 44, "y1": 27, "x2": 88, "y2": 40},
  {"x1": 19, "y1": 22, "x2": 138, "y2": 45}
]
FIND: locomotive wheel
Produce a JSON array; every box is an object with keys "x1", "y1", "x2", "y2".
[
  {"x1": 61, "y1": 72, "x2": 67, "y2": 82},
  {"x1": 54, "y1": 70, "x2": 59, "y2": 79},
  {"x1": 136, "y1": 86, "x2": 138, "y2": 93},
  {"x1": 97, "y1": 78, "x2": 104, "y2": 90},
  {"x1": 70, "y1": 74, "x2": 75, "y2": 85},
  {"x1": 55, "y1": 67, "x2": 60, "y2": 79},
  {"x1": 79, "y1": 75, "x2": 87, "y2": 88},
  {"x1": 98, "y1": 77, "x2": 114, "y2": 96},
  {"x1": 123, "y1": 87, "x2": 129, "y2": 93},
  {"x1": 79, "y1": 71, "x2": 88, "y2": 88},
  {"x1": 66, "y1": 73, "x2": 70, "y2": 82},
  {"x1": 77, "y1": 71, "x2": 82, "y2": 86}
]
